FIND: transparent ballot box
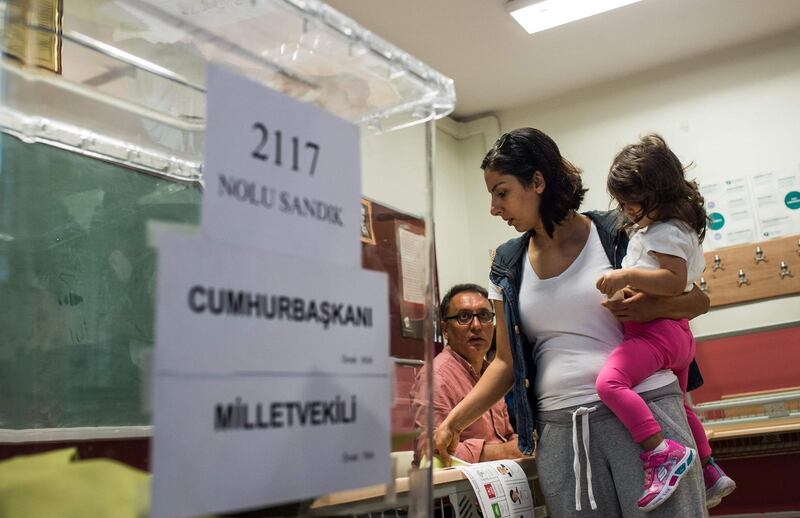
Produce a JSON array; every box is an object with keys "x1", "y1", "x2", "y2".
[{"x1": 0, "y1": 0, "x2": 454, "y2": 516}]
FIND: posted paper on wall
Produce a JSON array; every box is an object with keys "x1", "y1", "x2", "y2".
[
  {"x1": 751, "y1": 169, "x2": 800, "y2": 239},
  {"x1": 700, "y1": 177, "x2": 758, "y2": 250},
  {"x1": 397, "y1": 226, "x2": 426, "y2": 304}
]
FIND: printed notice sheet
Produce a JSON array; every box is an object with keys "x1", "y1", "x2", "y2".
[
  {"x1": 700, "y1": 177, "x2": 758, "y2": 250},
  {"x1": 397, "y1": 226, "x2": 426, "y2": 304},
  {"x1": 751, "y1": 169, "x2": 800, "y2": 239},
  {"x1": 457, "y1": 460, "x2": 534, "y2": 518}
]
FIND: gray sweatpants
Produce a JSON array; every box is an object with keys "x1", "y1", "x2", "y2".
[{"x1": 535, "y1": 382, "x2": 708, "y2": 518}]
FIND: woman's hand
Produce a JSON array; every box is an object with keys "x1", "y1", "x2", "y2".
[
  {"x1": 602, "y1": 288, "x2": 654, "y2": 322},
  {"x1": 602, "y1": 285, "x2": 709, "y2": 322},
  {"x1": 433, "y1": 419, "x2": 461, "y2": 467},
  {"x1": 596, "y1": 269, "x2": 629, "y2": 297}
]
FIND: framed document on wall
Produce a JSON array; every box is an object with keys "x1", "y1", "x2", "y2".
[
  {"x1": 361, "y1": 197, "x2": 439, "y2": 360},
  {"x1": 360, "y1": 198, "x2": 376, "y2": 245}
]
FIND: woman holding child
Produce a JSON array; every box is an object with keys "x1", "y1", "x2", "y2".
[{"x1": 434, "y1": 128, "x2": 733, "y2": 517}]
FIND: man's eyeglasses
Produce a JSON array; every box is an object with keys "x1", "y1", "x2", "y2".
[{"x1": 443, "y1": 310, "x2": 495, "y2": 326}]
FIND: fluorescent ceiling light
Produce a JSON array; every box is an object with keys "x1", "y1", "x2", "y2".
[{"x1": 507, "y1": 0, "x2": 644, "y2": 34}]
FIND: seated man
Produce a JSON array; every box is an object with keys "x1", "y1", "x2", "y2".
[{"x1": 411, "y1": 283, "x2": 521, "y2": 463}]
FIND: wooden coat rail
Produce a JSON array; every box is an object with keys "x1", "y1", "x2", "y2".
[{"x1": 701, "y1": 234, "x2": 800, "y2": 307}]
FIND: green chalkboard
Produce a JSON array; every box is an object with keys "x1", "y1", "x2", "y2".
[{"x1": 0, "y1": 136, "x2": 201, "y2": 428}]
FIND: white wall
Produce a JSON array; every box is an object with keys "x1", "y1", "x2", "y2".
[
  {"x1": 431, "y1": 128, "x2": 474, "y2": 291},
  {"x1": 367, "y1": 29, "x2": 800, "y2": 337},
  {"x1": 479, "y1": 28, "x2": 800, "y2": 338},
  {"x1": 360, "y1": 124, "x2": 428, "y2": 218},
  {"x1": 432, "y1": 117, "x2": 515, "y2": 292},
  {"x1": 361, "y1": 116, "x2": 510, "y2": 297},
  {"x1": 360, "y1": 122, "x2": 491, "y2": 301}
]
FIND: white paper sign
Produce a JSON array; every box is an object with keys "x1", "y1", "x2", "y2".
[
  {"x1": 154, "y1": 234, "x2": 388, "y2": 375},
  {"x1": 398, "y1": 227, "x2": 426, "y2": 304},
  {"x1": 152, "y1": 374, "x2": 390, "y2": 518},
  {"x1": 202, "y1": 64, "x2": 361, "y2": 267},
  {"x1": 151, "y1": 234, "x2": 391, "y2": 517},
  {"x1": 457, "y1": 460, "x2": 535, "y2": 518},
  {"x1": 751, "y1": 169, "x2": 800, "y2": 239},
  {"x1": 700, "y1": 177, "x2": 758, "y2": 250}
]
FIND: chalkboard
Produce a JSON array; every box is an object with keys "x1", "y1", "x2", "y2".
[{"x1": 0, "y1": 136, "x2": 201, "y2": 428}]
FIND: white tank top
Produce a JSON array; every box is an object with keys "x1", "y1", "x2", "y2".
[{"x1": 490, "y1": 222, "x2": 675, "y2": 411}]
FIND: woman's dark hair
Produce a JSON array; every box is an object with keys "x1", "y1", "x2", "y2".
[
  {"x1": 481, "y1": 127, "x2": 587, "y2": 237},
  {"x1": 608, "y1": 134, "x2": 707, "y2": 242}
]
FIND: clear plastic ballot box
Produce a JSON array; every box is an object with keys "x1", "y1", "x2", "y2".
[{"x1": 0, "y1": 1, "x2": 454, "y2": 515}]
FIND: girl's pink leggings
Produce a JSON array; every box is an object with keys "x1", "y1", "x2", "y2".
[{"x1": 596, "y1": 318, "x2": 711, "y2": 459}]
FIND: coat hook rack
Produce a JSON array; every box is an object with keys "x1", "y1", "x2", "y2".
[
  {"x1": 702, "y1": 233, "x2": 799, "y2": 307},
  {"x1": 737, "y1": 269, "x2": 750, "y2": 287}
]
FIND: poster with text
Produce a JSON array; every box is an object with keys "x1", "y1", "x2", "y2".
[
  {"x1": 700, "y1": 177, "x2": 758, "y2": 250},
  {"x1": 751, "y1": 168, "x2": 800, "y2": 239}
]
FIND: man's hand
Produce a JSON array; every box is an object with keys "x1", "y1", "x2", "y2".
[
  {"x1": 479, "y1": 437, "x2": 524, "y2": 462},
  {"x1": 433, "y1": 421, "x2": 461, "y2": 467},
  {"x1": 596, "y1": 269, "x2": 629, "y2": 297},
  {"x1": 601, "y1": 288, "x2": 660, "y2": 322}
]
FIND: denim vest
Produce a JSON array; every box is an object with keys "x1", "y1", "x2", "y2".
[{"x1": 489, "y1": 209, "x2": 703, "y2": 455}]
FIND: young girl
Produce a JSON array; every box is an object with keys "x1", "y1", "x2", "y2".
[{"x1": 595, "y1": 134, "x2": 736, "y2": 512}]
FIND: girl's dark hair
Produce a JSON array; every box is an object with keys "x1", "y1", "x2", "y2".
[
  {"x1": 481, "y1": 127, "x2": 587, "y2": 238},
  {"x1": 608, "y1": 134, "x2": 707, "y2": 242}
]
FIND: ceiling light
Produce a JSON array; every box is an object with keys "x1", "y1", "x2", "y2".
[{"x1": 507, "y1": 0, "x2": 644, "y2": 34}]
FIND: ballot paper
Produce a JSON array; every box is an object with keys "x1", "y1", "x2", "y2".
[{"x1": 456, "y1": 460, "x2": 534, "y2": 518}]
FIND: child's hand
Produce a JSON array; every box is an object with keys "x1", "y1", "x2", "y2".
[{"x1": 596, "y1": 270, "x2": 629, "y2": 297}]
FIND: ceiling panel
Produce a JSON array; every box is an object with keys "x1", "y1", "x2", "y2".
[{"x1": 326, "y1": 0, "x2": 800, "y2": 119}]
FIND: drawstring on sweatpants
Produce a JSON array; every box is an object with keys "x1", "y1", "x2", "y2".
[{"x1": 571, "y1": 406, "x2": 598, "y2": 511}]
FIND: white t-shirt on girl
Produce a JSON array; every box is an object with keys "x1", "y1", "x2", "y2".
[
  {"x1": 489, "y1": 223, "x2": 676, "y2": 411},
  {"x1": 622, "y1": 219, "x2": 705, "y2": 293}
]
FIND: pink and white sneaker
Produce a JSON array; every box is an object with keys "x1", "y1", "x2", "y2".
[
  {"x1": 704, "y1": 457, "x2": 736, "y2": 508},
  {"x1": 637, "y1": 439, "x2": 696, "y2": 512}
]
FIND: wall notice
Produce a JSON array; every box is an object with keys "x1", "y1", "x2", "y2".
[
  {"x1": 700, "y1": 177, "x2": 758, "y2": 250},
  {"x1": 751, "y1": 169, "x2": 800, "y2": 239}
]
